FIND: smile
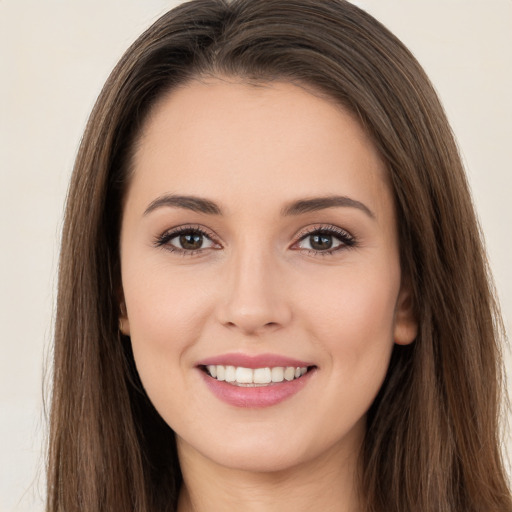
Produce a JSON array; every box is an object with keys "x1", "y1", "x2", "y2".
[
  {"x1": 203, "y1": 365, "x2": 310, "y2": 387},
  {"x1": 197, "y1": 354, "x2": 317, "y2": 407}
]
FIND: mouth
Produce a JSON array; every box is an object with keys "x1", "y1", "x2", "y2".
[
  {"x1": 196, "y1": 353, "x2": 317, "y2": 407},
  {"x1": 200, "y1": 364, "x2": 316, "y2": 387}
]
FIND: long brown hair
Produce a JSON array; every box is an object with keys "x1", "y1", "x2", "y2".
[{"x1": 47, "y1": 1, "x2": 511, "y2": 510}]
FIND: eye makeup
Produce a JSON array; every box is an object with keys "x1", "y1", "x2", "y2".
[
  {"x1": 153, "y1": 224, "x2": 221, "y2": 255},
  {"x1": 291, "y1": 224, "x2": 356, "y2": 255},
  {"x1": 152, "y1": 222, "x2": 357, "y2": 257}
]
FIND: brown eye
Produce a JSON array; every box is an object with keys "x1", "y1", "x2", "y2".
[
  {"x1": 155, "y1": 227, "x2": 218, "y2": 253},
  {"x1": 309, "y1": 234, "x2": 333, "y2": 251},
  {"x1": 179, "y1": 232, "x2": 204, "y2": 250},
  {"x1": 294, "y1": 227, "x2": 355, "y2": 254}
]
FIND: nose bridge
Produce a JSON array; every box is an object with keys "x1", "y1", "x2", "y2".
[{"x1": 218, "y1": 237, "x2": 291, "y2": 334}]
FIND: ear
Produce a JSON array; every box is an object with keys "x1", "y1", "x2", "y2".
[
  {"x1": 393, "y1": 283, "x2": 417, "y2": 345},
  {"x1": 118, "y1": 293, "x2": 131, "y2": 336}
]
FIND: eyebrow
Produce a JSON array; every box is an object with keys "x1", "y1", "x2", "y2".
[
  {"x1": 143, "y1": 193, "x2": 374, "y2": 219},
  {"x1": 144, "y1": 194, "x2": 222, "y2": 216},
  {"x1": 282, "y1": 196, "x2": 375, "y2": 219}
]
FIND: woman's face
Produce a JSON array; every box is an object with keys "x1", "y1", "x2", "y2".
[{"x1": 119, "y1": 79, "x2": 416, "y2": 473}]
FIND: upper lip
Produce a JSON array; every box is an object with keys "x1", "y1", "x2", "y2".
[{"x1": 197, "y1": 353, "x2": 315, "y2": 369}]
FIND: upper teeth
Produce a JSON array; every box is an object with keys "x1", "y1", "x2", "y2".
[{"x1": 206, "y1": 365, "x2": 308, "y2": 386}]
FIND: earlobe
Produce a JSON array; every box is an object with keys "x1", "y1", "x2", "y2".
[
  {"x1": 118, "y1": 301, "x2": 131, "y2": 336},
  {"x1": 393, "y1": 285, "x2": 417, "y2": 345}
]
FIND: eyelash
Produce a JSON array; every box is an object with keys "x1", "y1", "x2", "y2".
[
  {"x1": 153, "y1": 224, "x2": 356, "y2": 256},
  {"x1": 292, "y1": 225, "x2": 356, "y2": 255},
  {"x1": 153, "y1": 225, "x2": 219, "y2": 255}
]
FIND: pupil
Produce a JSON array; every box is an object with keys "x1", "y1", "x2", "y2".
[
  {"x1": 180, "y1": 233, "x2": 203, "y2": 250},
  {"x1": 310, "y1": 234, "x2": 332, "y2": 250}
]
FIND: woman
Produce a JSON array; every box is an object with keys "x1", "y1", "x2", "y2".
[{"x1": 46, "y1": 0, "x2": 511, "y2": 510}]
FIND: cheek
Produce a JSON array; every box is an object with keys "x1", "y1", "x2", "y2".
[
  {"x1": 301, "y1": 272, "x2": 398, "y2": 433},
  {"x1": 121, "y1": 264, "x2": 215, "y2": 387},
  {"x1": 296, "y1": 263, "x2": 400, "y2": 388},
  {"x1": 301, "y1": 266, "x2": 399, "y2": 339},
  {"x1": 122, "y1": 267, "x2": 222, "y2": 432},
  {"x1": 124, "y1": 261, "x2": 212, "y2": 335}
]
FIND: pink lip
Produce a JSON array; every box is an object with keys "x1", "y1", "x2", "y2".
[
  {"x1": 197, "y1": 353, "x2": 314, "y2": 369},
  {"x1": 199, "y1": 370, "x2": 315, "y2": 408},
  {"x1": 196, "y1": 353, "x2": 317, "y2": 408}
]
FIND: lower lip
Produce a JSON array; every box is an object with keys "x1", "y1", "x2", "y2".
[{"x1": 199, "y1": 369, "x2": 315, "y2": 408}]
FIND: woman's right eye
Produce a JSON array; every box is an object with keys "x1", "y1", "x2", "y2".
[{"x1": 154, "y1": 227, "x2": 219, "y2": 254}]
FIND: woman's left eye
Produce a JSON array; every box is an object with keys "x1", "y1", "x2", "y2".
[
  {"x1": 293, "y1": 227, "x2": 355, "y2": 253},
  {"x1": 154, "y1": 227, "x2": 218, "y2": 253}
]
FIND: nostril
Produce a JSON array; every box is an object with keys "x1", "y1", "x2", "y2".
[{"x1": 221, "y1": 317, "x2": 285, "y2": 335}]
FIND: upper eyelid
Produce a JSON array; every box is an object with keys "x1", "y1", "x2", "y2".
[
  {"x1": 162, "y1": 224, "x2": 218, "y2": 238},
  {"x1": 162, "y1": 224, "x2": 352, "y2": 238},
  {"x1": 294, "y1": 224, "x2": 354, "y2": 239},
  {"x1": 290, "y1": 224, "x2": 356, "y2": 252},
  {"x1": 154, "y1": 224, "x2": 222, "y2": 250}
]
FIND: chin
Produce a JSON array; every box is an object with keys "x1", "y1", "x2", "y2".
[
  {"x1": 176, "y1": 417, "x2": 365, "y2": 476},
  {"x1": 202, "y1": 443, "x2": 310, "y2": 474}
]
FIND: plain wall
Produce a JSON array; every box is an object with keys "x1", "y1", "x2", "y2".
[{"x1": 1, "y1": 1, "x2": 510, "y2": 510}]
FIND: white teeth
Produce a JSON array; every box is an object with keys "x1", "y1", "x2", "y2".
[
  {"x1": 225, "y1": 365, "x2": 236, "y2": 382},
  {"x1": 271, "y1": 367, "x2": 284, "y2": 383},
  {"x1": 235, "y1": 366, "x2": 253, "y2": 383},
  {"x1": 216, "y1": 365, "x2": 225, "y2": 381},
  {"x1": 284, "y1": 367, "x2": 295, "y2": 381},
  {"x1": 205, "y1": 365, "x2": 310, "y2": 386},
  {"x1": 253, "y1": 367, "x2": 272, "y2": 384}
]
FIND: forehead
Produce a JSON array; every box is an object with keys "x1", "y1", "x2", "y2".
[{"x1": 129, "y1": 78, "x2": 392, "y2": 220}]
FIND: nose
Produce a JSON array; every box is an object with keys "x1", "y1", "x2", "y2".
[{"x1": 216, "y1": 246, "x2": 292, "y2": 336}]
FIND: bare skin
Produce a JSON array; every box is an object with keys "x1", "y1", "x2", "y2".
[
  {"x1": 177, "y1": 429, "x2": 362, "y2": 512},
  {"x1": 119, "y1": 78, "x2": 417, "y2": 512}
]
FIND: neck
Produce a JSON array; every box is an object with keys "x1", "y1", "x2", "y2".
[{"x1": 176, "y1": 435, "x2": 363, "y2": 512}]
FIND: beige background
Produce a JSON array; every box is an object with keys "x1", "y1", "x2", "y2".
[{"x1": 1, "y1": 1, "x2": 511, "y2": 510}]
